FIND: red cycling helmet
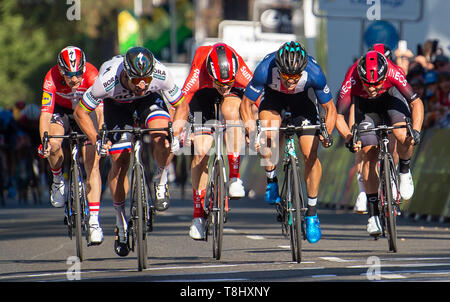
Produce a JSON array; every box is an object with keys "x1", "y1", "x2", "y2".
[
  {"x1": 369, "y1": 43, "x2": 393, "y2": 61},
  {"x1": 357, "y1": 50, "x2": 388, "y2": 84},
  {"x1": 206, "y1": 43, "x2": 238, "y2": 84},
  {"x1": 57, "y1": 46, "x2": 86, "y2": 77}
]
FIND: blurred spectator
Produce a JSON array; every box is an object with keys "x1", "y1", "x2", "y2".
[
  {"x1": 423, "y1": 71, "x2": 450, "y2": 128},
  {"x1": 13, "y1": 100, "x2": 26, "y2": 121},
  {"x1": 414, "y1": 39, "x2": 440, "y2": 71},
  {"x1": 409, "y1": 77, "x2": 425, "y2": 99},
  {"x1": 433, "y1": 54, "x2": 450, "y2": 72},
  {"x1": 395, "y1": 46, "x2": 414, "y2": 75}
]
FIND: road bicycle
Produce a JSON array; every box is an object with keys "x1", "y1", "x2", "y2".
[
  {"x1": 100, "y1": 123, "x2": 173, "y2": 271},
  {"x1": 189, "y1": 100, "x2": 243, "y2": 260},
  {"x1": 350, "y1": 118, "x2": 413, "y2": 253},
  {"x1": 256, "y1": 113, "x2": 332, "y2": 263},
  {"x1": 42, "y1": 131, "x2": 90, "y2": 261}
]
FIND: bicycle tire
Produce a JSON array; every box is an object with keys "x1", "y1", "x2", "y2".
[
  {"x1": 133, "y1": 165, "x2": 148, "y2": 271},
  {"x1": 71, "y1": 165, "x2": 84, "y2": 262},
  {"x1": 279, "y1": 175, "x2": 289, "y2": 238},
  {"x1": 289, "y1": 155, "x2": 303, "y2": 263},
  {"x1": 212, "y1": 159, "x2": 225, "y2": 260},
  {"x1": 382, "y1": 154, "x2": 397, "y2": 252}
]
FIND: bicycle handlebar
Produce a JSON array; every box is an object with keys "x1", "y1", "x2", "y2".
[
  {"x1": 255, "y1": 118, "x2": 332, "y2": 147},
  {"x1": 99, "y1": 122, "x2": 174, "y2": 146},
  {"x1": 350, "y1": 117, "x2": 413, "y2": 147},
  {"x1": 42, "y1": 131, "x2": 88, "y2": 152}
]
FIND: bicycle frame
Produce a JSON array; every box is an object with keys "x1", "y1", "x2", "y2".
[
  {"x1": 190, "y1": 99, "x2": 243, "y2": 259},
  {"x1": 352, "y1": 118, "x2": 413, "y2": 252},
  {"x1": 99, "y1": 123, "x2": 173, "y2": 271},
  {"x1": 42, "y1": 131, "x2": 89, "y2": 261},
  {"x1": 256, "y1": 113, "x2": 326, "y2": 263}
]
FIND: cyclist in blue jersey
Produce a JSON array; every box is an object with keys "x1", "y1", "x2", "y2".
[{"x1": 241, "y1": 41, "x2": 336, "y2": 244}]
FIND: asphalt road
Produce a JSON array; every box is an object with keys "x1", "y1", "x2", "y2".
[{"x1": 1, "y1": 186, "x2": 449, "y2": 290}]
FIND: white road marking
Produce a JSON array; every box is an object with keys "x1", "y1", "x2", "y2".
[
  {"x1": 246, "y1": 235, "x2": 265, "y2": 240},
  {"x1": 320, "y1": 257, "x2": 355, "y2": 263}
]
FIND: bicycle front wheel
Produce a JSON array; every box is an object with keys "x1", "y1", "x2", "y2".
[
  {"x1": 288, "y1": 155, "x2": 303, "y2": 263},
  {"x1": 382, "y1": 155, "x2": 397, "y2": 252},
  {"x1": 71, "y1": 166, "x2": 84, "y2": 262},
  {"x1": 212, "y1": 159, "x2": 225, "y2": 260},
  {"x1": 133, "y1": 165, "x2": 148, "y2": 271}
]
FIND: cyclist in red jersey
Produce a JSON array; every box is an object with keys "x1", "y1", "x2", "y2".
[
  {"x1": 38, "y1": 46, "x2": 104, "y2": 245},
  {"x1": 336, "y1": 50, "x2": 424, "y2": 235},
  {"x1": 180, "y1": 43, "x2": 253, "y2": 240},
  {"x1": 340, "y1": 44, "x2": 396, "y2": 214}
]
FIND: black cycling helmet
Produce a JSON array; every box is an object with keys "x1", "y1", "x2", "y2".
[
  {"x1": 275, "y1": 41, "x2": 309, "y2": 75},
  {"x1": 123, "y1": 46, "x2": 155, "y2": 78}
]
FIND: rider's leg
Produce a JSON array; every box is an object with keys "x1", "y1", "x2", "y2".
[
  {"x1": 298, "y1": 135, "x2": 321, "y2": 216},
  {"x1": 361, "y1": 145, "x2": 382, "y2": 235},
  {"x1": 83, "y1": 143, "x2": 103, "y2": 243},
  {"x1": 109, "y1": 151, "x2": 130, "y2": 233},
  {"x1": 259, "y1": 110, "x2": 282, "y2": 204},
  {"x1": 189, "y1": 134, "x2": 212, "y2": 239},
  {"x1": 221, "y1": 95, "x2": 245, "y2": 198},
  {"x1": 48, "y1": 122, "x2": 65, "y2": 207},
  {"x1": 48, "y1": 122, "x2": 65, "y2": 180},
  {"x1": 148, "y1": 115, "x2": 173, "y2": 211},
  {"x1": 191, "y1": 134, "x2": 213, "y2": 216},
  {"x1": 392, "y1": 124, "x2": 414, "y2": 199}
]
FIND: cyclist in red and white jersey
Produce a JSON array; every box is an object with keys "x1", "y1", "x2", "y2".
[
  {"x1": 180, "y1": 43, "x2": 253, "y2": 240},
  {"x1": 335, "y1": 50, "x2": 424, "y2": 235},
  {"x1": 39, "y1": 46, "x2": 104, "y2": 244}
]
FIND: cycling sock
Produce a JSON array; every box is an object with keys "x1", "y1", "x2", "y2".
[
  {"x1": 89, "y1": 201, "x2": 100, "y2": 224},
  {"x1": 366, "y1": 193, "x2": 379, "y2": 217},
  {"x1": 357, "y1": 172, "x2": 365, "y2": 193},
  {"x1": 156, "y1": 166, "x2": 169, "y2": 186},
  {"x1": 307, "y1": 196, "x2": 318, "y2": 216},
  {"x1": 399, "y1": 158, "x2": 411, "y2": 174},
  {"x1": 113, "y1": 202, "x2": 127, "y2": 242},
  {"x1": 265, "y1": 168, "x2": 277, "y2": 182},
  {"x1": 227, "y1": 152, "x2": 240, "y2": 179},
  {"x1": 193, "y1": 189, "x2": 205, "y2": 218},
  {"x1": 51, "y1": 167, "x2": 63, "y2": 182}
]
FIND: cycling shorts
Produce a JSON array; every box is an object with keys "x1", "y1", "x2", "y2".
[
  {"x1": 103, "y1": 92, "x2": 170, "y2": 154},
  {"x1": 258, "y1": 87, "x2": 320, "y2": 136},
  {"x1": 354, "y1": 90, "x2": 411, "y2": 147},
  {"x1": 189, "y1": 87, "x2": 244, "y2": 136}
]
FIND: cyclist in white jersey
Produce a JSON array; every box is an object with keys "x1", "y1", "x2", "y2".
[{"x1": 74, "y1": 47, "x2": 188, "y2": 257}]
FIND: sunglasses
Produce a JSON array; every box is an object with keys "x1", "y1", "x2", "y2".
[
  {"x1": 129, "y1": 76, "x2": 152, "y2": 86},
  {"x1": 362, "y1": 80, "x2": 384, "y2": 89},
  {"x1": 279, "y1": 72, "x2": 301, "y2": 81},
  {"x1": 63, "y1": 70, "x2": 84, "y2": 77},
  {"x1": 214, "y1": 79, "x2": 234, "y2": 88}
]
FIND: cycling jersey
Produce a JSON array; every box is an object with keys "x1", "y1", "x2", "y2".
[
  {"x1": 337, "y1": 59, "x2": 418, "y2": 115},
  {"x1": 182, "y1": 45, "x2": 253, "y2": 104},
  {"x1": 80, "y1": 55, "x2": 184, "y2": 112},
  {"x1": 41, "y1": 62, "x2": 98, "y2": 113},
  {"x1": 244, "y1": 52, "x2": 333, "y2": 105}
]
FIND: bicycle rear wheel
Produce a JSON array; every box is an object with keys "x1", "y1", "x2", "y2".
[
  {"x1": 133, "y1": 165, "x2": 148, "y2": 271},
  {"x1": 288, "y1": 156, "x2": 303, "y2": 263},
  {"x1": 71, "y1": 166, "x2": 84, "y2": 262},
  {"x1": 382, "y1": 155, "x2": 397, "y2": 252},
  {"x1": 212, "y1": 158, "x2": 225, "y2": 260}
]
